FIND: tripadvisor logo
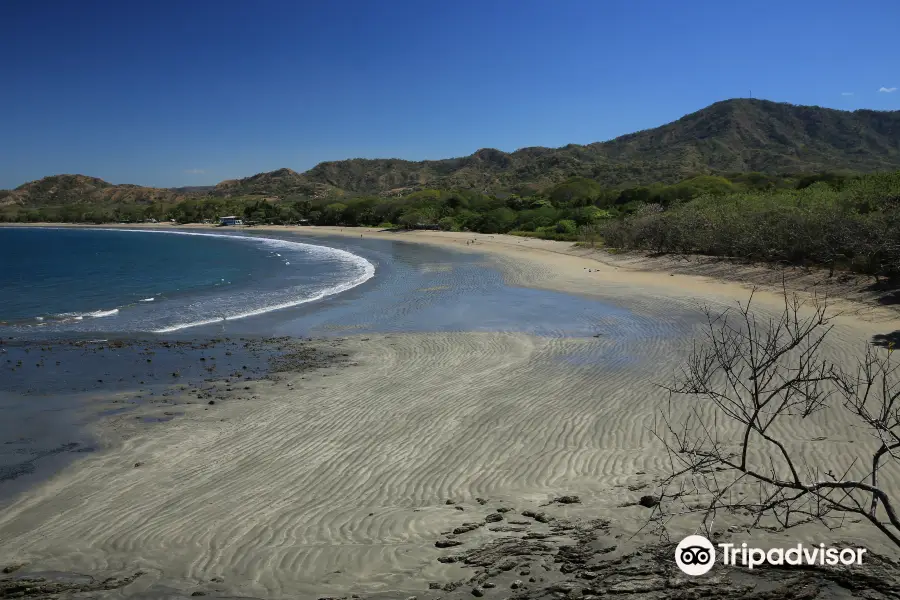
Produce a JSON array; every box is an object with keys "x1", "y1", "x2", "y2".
[
  {"x1": 675, "y1": 535, "x2": 867, "y2": 576},
  {"x1": 675, "y1": 535, "x2": 716, "y2": 576}
]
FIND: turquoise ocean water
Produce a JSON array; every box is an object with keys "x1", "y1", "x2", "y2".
[{"x1": 0, "y1": 227, "x2": 374, "y2": 335}]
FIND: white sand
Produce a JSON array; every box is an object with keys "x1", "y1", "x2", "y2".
[{"x1": 1, "y1": 224, "x2": 899, "y2": 598}]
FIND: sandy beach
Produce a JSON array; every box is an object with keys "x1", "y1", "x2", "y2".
[{"x1": 2, "y1": 224, "x2": 900, "y2": 599}]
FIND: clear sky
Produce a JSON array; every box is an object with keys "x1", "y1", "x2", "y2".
[{"x1": 2, "y1": 0, "x2": 898, "y2": 189}]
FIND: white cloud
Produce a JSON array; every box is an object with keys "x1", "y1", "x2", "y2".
[
  {"x1": 878, "y1": 86, "x2": 897, "y2": 93},
  {"x1": 841, "y1": 92, "x2": 854, "y2": 96},
  {"x1": 184, "y1": 168, "x2": 206, "y2": 174}
]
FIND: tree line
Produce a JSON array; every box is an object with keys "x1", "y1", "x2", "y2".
[
  {"x1": 3, "y1": 169, "x2": 898, "y2": 277},
  {"x1": 597, "y1": 171, "x2": 900, "y2": 279},
  {"x1": 1, "y1": 170, "x2": 850, "y2": 235}
]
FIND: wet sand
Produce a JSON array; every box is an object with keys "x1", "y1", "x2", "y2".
[{"x1": 2, "y1": 224, "x2": 900, "y2": 599}]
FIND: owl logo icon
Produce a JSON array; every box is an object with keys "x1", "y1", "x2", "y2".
[{"x1": 675, "y1": 535, "x2": 716, "y2": 576}]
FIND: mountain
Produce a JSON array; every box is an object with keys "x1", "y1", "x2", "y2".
[
  {"x1": 0, "y1": 175, "x2": 190, "y2": 208},
  {"x1": 211, "y1": 168, "x2": 337, "y2": 199},
  {"x1": 221, "y1": 99, "x2": 900, "y2": 195},
  {"x1": 4, "y1": 99, "x2": 900, "y2": 206}
]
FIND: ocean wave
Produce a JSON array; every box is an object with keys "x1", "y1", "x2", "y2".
[
  {"x1": 90, "y1": 229, "x2": 377, "y2": 334},
  {"x1": 55, "y1": 308, "x2": 119, "y2": 319},
  {"x1": 18, "y1": 227, "x2": 376, "y2": 334}
]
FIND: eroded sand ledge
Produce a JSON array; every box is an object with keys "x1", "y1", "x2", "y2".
[{"x1": 2, "y1": 224, "x2": 900, "y2": 599}]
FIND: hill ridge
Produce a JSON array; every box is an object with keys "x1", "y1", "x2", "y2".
[{"x1": 3, "y1": 98, "x2": 900, "y2": 207}]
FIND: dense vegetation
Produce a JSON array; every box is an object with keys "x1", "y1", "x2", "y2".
[{"x1": 599, "y1": 171, "x2": 900, "y2": 279}]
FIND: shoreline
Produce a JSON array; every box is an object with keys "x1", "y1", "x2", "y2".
[
  {"x1": 5, "y1": 222, "x2": 899, "y2": 336},
  {"x1": 2, "y1": 223, "x2": 900, "y2": 598}
]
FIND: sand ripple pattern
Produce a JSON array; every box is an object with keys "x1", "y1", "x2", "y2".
[{"x1": 0, "y1": 308, "x2": 886, "y2": 598}]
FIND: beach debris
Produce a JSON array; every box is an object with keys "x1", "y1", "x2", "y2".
[{"x1": 133, "y1": 462, "x2": 144, "y2": 468}]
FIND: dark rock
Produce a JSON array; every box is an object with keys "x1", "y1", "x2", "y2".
[
  {"x1": 191, "y1": 593, "x2": 206, "y2": 597},
  {"x1": 485, "y1": 513, "x2": 503, "y2": 523},
  {"x1": 482, "y1": 582, "x2": 496, "y2": 589},
  {"x1": 471, "y1": 586, "x2": 484, "y2": 597},
  {"x1": 435, "y1": 539, "x2": 462, "y2": 548},
  {"x1": 208, "y1": 400, "x2": 215, "y2": 405},
  {"x1": 453, "y1": 522, "x2": 482, "y2": 535},
  {"x1": 553, "y1": 495, "x2": 581, "y2": 504},
  {"x1": 522, "y1": 510, "x2": 552, "y2": 523},
  {"x1": 498, "y1": 559, "x2": 517, "y2": 571},
  {"x1": 2, "y1": 563, "x2": 25, "y2": 574},
  {"x1": 510, "y1": 579, "x2": 524, "y2": 589},
  {"x1": 438, "y1": 556, "x2": 458, "y2": 564},
  {"x1": 638, "y1": 495, "x2": 659, "y2": 508},
  {"x1": 476, "y1": 497, "x2": 488, "y2": 505},
  {"x1": 133, "y1": 462, "x2": 144, "y2": 468}
]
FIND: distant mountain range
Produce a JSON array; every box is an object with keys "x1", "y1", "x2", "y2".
[{"x1": 3, "y1": 98, "x2": 900, "y2": 208}]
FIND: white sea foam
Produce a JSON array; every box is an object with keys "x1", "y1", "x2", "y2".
[
  {"x1": 25, "y1": 227, "x2": 376, "y2": 334},
  {"x1": 84, "y1": 229, "x2": 377, "y2": 334}
]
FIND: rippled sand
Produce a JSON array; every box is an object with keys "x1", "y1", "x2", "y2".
[{"x1": 2, "y1": 225, "x2": 899, "y2": 598}]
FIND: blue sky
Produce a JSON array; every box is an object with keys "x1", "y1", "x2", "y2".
[{"x1": 2, "y1": 0, "x2": 898, "y2": 189}]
